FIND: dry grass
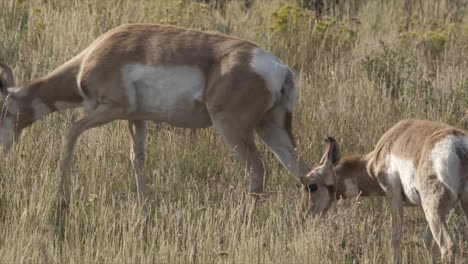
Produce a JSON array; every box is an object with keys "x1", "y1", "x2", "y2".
[{"x1": 0, "y1": 0, "x2": 467, "y2": 263}]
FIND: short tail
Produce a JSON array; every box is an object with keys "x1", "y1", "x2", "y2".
[
  {"x1": 281, "y1": 69, "x2": 299, "y2": 147},
  {"x1": 280, "y1": 69, "x2": 299, "y2": 112}
]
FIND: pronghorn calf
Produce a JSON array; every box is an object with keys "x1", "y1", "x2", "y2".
[
  {"x1": 0, "y1": 24, "x2": 310, "y2": 232},
  {"x1": 300, "y1": 119, "x2": 468, "y2": 263}
]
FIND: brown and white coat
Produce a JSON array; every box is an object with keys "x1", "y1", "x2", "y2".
[
  {"x1": 300, "y1": 119, "x2": 468, "y2": 263},
  {"x1": 0, "y1": 23, "x2": 310, "y2": 233}
]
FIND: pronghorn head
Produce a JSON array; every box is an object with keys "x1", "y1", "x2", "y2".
[
  {"x1": 299, "y1": 136, "x2": 340, "y2": 218},
  {"x1": 0, "y1": 63, "x2": 18, "y2": 152}
]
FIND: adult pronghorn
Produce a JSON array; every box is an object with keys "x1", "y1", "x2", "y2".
[
  {"x1": 0, "y1": 23, "x2": 310, "y2": 232},
  {"x1": 300, "y1": 119, "x2": 468, "y2": 263}
]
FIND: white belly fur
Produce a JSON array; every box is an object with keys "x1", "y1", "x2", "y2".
[
  {"x1": 122, "y1": 64, "x2": 211, "y2": 128},
  {"x1": 387, "y1": 154, "x2": 421, "y2": 205}
]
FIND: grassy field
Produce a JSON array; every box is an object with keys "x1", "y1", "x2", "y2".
[{"x1": 1, "y1": 0, "x2": 467, "y2": 263}]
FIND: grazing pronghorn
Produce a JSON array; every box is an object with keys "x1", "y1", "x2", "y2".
[
  {"x1": 0, "y1": 24, "x2": 310, "y2": 232},
  {"x1": 300, "y1": 119, "x2": 468, "y2": 263}
]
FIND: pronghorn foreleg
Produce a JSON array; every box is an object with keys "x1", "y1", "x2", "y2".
[
  {"x1": 384, "y1": 174, "x2": 404, "y2": 264},
  {"x1": 128, "y1": 120, "x2": 148, "y2": 207},
  {"x1": 423, "y1": 225, "x2": 437, "y2": 264},
  {"x1": 55, "y1": 104, "x2": 126, "y2": 238},
  {"x1": 211, "y1": 116, "x2": 268, "y2": 224}
]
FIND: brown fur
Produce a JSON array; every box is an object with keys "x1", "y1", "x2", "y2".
[
  {"x1": 14, "y1": 57, "x2": 83, "y2": 130},
  {"x1": 78, "y1": 24, "x2": 262, "y2": 112},
  {"x1": 368, "y1": 119, "x2": 463, "y2": 179},
  {"x1": 368, "y1": 120, "x2": 467, "y2": 263},
  {"x1": 334, "y1": 154, "x2": 384, "y2": 199},
  {"x1": 300, "y1": 154, "x2": 385, "y2": 215},
  {"x1": 0, "y1": 24, "x2": 309, "y2": 236},
  {"x1": 302, "y1": 119, "x2": 468, "y2": 263}
]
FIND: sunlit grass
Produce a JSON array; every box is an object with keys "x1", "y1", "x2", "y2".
[{"x1": 0, "y1": 0, "x2": 467, "y2": 263}]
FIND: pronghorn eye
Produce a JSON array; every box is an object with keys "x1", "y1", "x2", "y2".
[
  {"x1": 307, "y1": 184, "x2": 318, "y2": 192},
  {"x1": 326, "y1": 185, "x2": 335, "y2": 193}
]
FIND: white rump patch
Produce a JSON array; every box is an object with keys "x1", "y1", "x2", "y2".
[
  {"x1": 387, "y1": 154, "x2": 421, "y2": 205},
  {"x1": 250, "y1": 48, "x2": 290, "y2": 109},
  {"x1": 121, "y1": 64, "x2": 210, "y2": 127},
  {"x1": 344, "y1": 178, "x2": 359, "y2": 197},
  {"x1": 431, "y1": 136, "x2": 464, "y2": 197}
]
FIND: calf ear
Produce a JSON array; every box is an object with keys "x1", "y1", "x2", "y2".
[
  {"x1": 317, "y1": 137, "x2": 340, "y2": 186},
  {"x1": 324, "y1": 136, "x2": 340, "y2": 165},
  {"x1": 0, "y1": 79, "x2": 6, "y2": 95},
  {"x1": 0, "y1": 63, "x2": 15, "y2": 95}
]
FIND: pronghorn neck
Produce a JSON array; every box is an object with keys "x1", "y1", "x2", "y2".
[
  {"x1": 11, "y1": 58, "x2": 83, "y2": 131},
  {"x1": 335, "y1": 154, "x2": 384, "y2": 199}
]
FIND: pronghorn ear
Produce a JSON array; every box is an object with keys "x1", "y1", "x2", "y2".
[
  {"x1": 320, "y1": 136, "x2": 340, "y2": 165},
  {"x1": 0, "y1": 79, "x2": 6, "y2": 95},
  {"x1": 0, "y1": 63, "x2": 15, "y2": 95}
]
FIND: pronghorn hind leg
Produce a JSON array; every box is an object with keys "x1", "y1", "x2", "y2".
[
  {"x1": 388, "y1": 183, "x2": 404, "y2": 264},
  {"x1": 128, "y1": 120, "x2": 150, "y2": 237},
  {"x1": 128, "y1": 120, "x2": 148, "y2": 208},
  {"x1": 215, "y1": 122, "x2": 267, "y2": 193},
  {"x1": 423, "y1": 225, "x2": 438, "y2": 264},
  {"x1": 379, "y1": 172, "x2": 404, "y2": 264},
  {"x1": 460, "y1": 192, "x2": 468, "y2": 222},
  {"x1": 460, "y1": 192, "x2": 468, "y2": 258},
  {"x1": 205, "y1": 70, "x2": 272, "y2": 223},
  {"x1": 54, "y1": 104, "x2": 126, "y2": 239},
  {"x1": 420, "y1": 178, "x2": 458, "y2": 263},
  {"x1": 210, "y1": 115, "x2": 268, "y2": 224}
]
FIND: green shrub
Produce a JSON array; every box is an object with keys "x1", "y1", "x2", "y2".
[
  {"x1": 422, "y1": 30, "x2": 448, "y2": 55},
  {"x1": 398, "y1": 18, "x2": 468, "y2": 59},
  {"x1": 271, "y1": 4, "x2": 309, "y2": 34},
  {"x1": 362, "y1": 43, "x2": 434, "y2": 112},
  {"x1": 270, "y1": 4, "x2": 357, "y2": 67}
]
